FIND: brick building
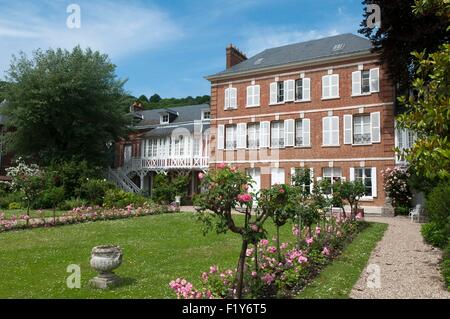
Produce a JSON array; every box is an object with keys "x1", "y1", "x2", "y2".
[{"x1": 206, "y1": 33, "x2": 407, "y2": 214}]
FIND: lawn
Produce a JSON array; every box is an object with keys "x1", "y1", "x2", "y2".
[
  {"x1": 0, "y1": 212, "x2": 386, "y2": 299},
  {"x1": 297, "y1": 222, "x2": 388, "y2": 299}
]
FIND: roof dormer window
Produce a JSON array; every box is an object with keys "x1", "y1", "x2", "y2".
[
  {"x1": 202, "y1": 110, "x2": 211, "y2": 120},
  {"x1": 161, "y1": 114, "x2": 169, "y2": 124}
]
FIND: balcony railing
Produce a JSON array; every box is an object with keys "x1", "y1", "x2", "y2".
[{"x1": 121, "y1": 156, "x2": 209, "y2": 174}]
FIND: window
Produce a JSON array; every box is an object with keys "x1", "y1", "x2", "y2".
[
  {"x1": 295, "y1": 78, "x2": 311, "y2": 101},
  {"x1": 145, "y1": 139, "x2": 158, "y2": 158},
  {"x1": 174, "y1": 135, "x2": 184, "y2": 156},
  {"x1": 202, "y1": 110, "x2": 211, "y2": 120},
  {"x1": 247, "y1": 123, "x2": 260, "y2": 149},
  {"x1": 355, "y1": 168, "x2": 372, "y2": 197},
  {"x1": 161, "y1": 114, "x2": 169, "y2": 124},
  {"x1": 322, "y1": 116, "x2": 339, "y2": 146},
  {"x1": 353, "y1": 115, "x2": 371, "y2": 144},
  {"x1": 193, "y1": 137, "x2": 201, "y2": 156},
  {"x1": 271, "y1": 168, "x2": 285, "y2": 185},
  {"x1": 352, "y1": 68, "x2": 380, "y2": 96},
  {"x1": 224, "y1": 87, "x2": 237, "y2": 109},
  {"x1": 225, "y1": 125, "x2": 237, "y2": 150},
  {"x1": 124, "y1": 145, "x2": 132, "y2": 161},
  {"x1": 271, "y1": 121, "x2": 284, "y2": 148},
  {"x1": 246, "y1": 85, "x2": 260, "y2": 107},
  {"x1": 322, "y1": 74, "x2": 339, "y2": 99},
  {"x1": 295, "y1": 120, "x2": 303, "y2": 146},
  {"x1": 277, "y1": 82, "x2": 284, "y2": 103},
  {"x1": 322, "y1": 167, "x2": 342, "y2": 194},
  {"x1": 296, "y1": 79, "x2": 303, "y2": 101},
  {"x1": 291, "y1": 168, "x2": 313, "y2": 193},
  {"x1": 396, "y1": 127, "x2": 416, "y2": 163}
]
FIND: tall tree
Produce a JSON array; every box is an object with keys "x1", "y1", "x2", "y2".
[
  {"x1": 359, "y1": 0, "x2": 449, "y2": 95},
  {"x1": 149, "y1": 93, "x2": 162, "y2": 103},
  {"x1": 1, "y1": 46, "x2": 129, "y2": 167}
]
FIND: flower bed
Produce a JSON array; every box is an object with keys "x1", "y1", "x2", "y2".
[
  {"x1": 169, "y1": 215, "x2": 367, "y2": 299},
  {"x1": 0, "y1": 203, "x2": 173, "y2": 233}
]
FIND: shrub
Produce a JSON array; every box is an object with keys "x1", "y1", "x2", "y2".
[
  {"x1": 442, "y1": 244, "x2": 450, "y2": 291},
  {"x1": 152, "y1": 173, "x2": 189, "y2": 205},
  {"x1": 421, "y1": 222, "x2": 447, "y2": 248},
  {"x1": 8, "y1": 202, "x2": 21, "y2": 210},
  {"x1": 426, "y1": 183, "x2": 450, "y2": 235},
  {"x1": 381, "y1": 167, "x2": 412, "y2": 209},
  {"x1": 103, "y1": 189, "x2": 146, "y2": 208},
  {"x1": 58, "y1": 198, "x2": 88, "y2": 211},
  {"x1": 0, "y1": 191, "x2": 24, "y2": 209},
  {"x1": 36, "y1": 186, "x2": 65, "y2": 210},
  {"x1": 77, "y1": 178, "x2": 116, "y2": 205}
]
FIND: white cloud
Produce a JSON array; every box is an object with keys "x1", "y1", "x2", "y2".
[{"x1": 0, "y1": 1, "x2": 182, "y2": 77}]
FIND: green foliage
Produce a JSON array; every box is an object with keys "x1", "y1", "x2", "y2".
[
  {"x1": 8, "y1": 202, "x2": 21, "y2": 210},
  {"x1": 35, "y1": 186, "x2": 65, "y2": 210},
  {"x1": 77, "y1": 178, "x2": 115, "y2": 205},
  {"x1": 442, "y1": 244, "x2": 450, "y2": 291},
  {"x1": 126, "y1": 94, "x2": 210, "y2": 111},
  {"x1": 424, "y1": 183, "x2": 450, "y2": 245},
  {"x1": 333, "y1": 181, "x2": 366, "y2": 217},
  {"x1": 152, "y1": 173, "x2": 190, "y2": 205},
  {"x1": 382, "y1": 167, "x2": 412, "y2": 209},
  {"x1": 421, "y1": 222, "x2": 448, "y2": 248},
  {"x1": 103, "y1": 189, "x2": 146, "y2": 208},
  {"x1": 58, "y1": 198, "x2": 88, "y2": 211},
  {"x1": 0, "y1": 191, "x2": 24, "y2": 209},
  {"x1": 1, "y1": 46, "x2": 129, "y2": 167}
]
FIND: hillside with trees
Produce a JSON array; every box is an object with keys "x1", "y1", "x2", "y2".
[{"x1": 125, "y1": 93, "x2": 210, "y2": 111}]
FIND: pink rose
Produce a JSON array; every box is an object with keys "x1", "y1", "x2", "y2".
[
  {"x1": 209, "y1": 265, "x2": 218, "y2": 274},
  {"x1": 260, "y1": 239, "x2": 269, "y2": 246},
  {"x1": 306, "y1": 237, "x2": 313, "y2": 245},
  {"x1": 198, "y1": 172, "x2": 204, "y2": 180},
  {"x1": 217, "y1": 163, "x2": 226, "y2": 169},
  {"x1": 322, "y1": 246, "x2": 330, "y2": 256}
]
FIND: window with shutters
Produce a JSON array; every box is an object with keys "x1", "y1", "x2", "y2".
[
  {"x1": 247, "y1": 123, "x2": 260, "y2": 149},
  {"x1": 295, "y1": 120, "x2": 304, "y2": 146},
  {"x1": 353, "y1": 115, "x2": 371, "y2": 144},
  {"x1": 322, "y1": 74, "x2": 339, "y2": 99},
  {"x1": 322, "y1": 167, "x2": 342, "y2": 195},
  {"x1": 224, "y1": 88, "x2": 237, "y2": 109},
  {"x1": 352, "y1": 68, "x2": 380, "y2": 96},
  {"x1": 277, "y1": 82, "x2": 284, "y2": 103},
  {"x1": 225, "y1": 125, "x2": 237, "y2": 150},
  {"x1": 355, "y1": 168, "x2": 372, "y2": 197},
  {"x1": 361, "y1": 71, "x2": 370, "y2": 94},
  {"x1": 295, "y1": 79, "x2": 303, "y2": 100},
  {"x1": 271, "y1": 121, "x2": 285, "y2": 148},
  {"x1": 246, "y1": 85, "x2": 260, "y2": 107}
]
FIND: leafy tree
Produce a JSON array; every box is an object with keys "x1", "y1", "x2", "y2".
[
  {"x1": 333, "y1": 181, "x2": 366, "y2": 219},
  {"x1": 1, "y1": 46, "x2": 129, "y2": 167},
  {"x1": 149, "y1": 93, "x2": 162, "y2": 103},
  {"x1": 359, "y1": 0, "x2": 449, "y2": 94},
  {"x1": 396, "y1": 0, "x2": 450, "y2": 180},
  {"x1": 138, "y1": 95, "x2": 149, "y2": 103}
]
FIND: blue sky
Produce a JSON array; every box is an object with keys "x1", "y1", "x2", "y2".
[{"x1": 0, "y1": 0, "x2": 366, "y2": 98}]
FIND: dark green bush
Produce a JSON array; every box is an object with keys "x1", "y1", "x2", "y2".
[
  {"x1": 58, "y1": 198, "x2": 88, "y2": 211},
  {"x1": 103, "y1": 189, "x2": 146, "y2": 208},
  {"x1": 426, "y1": 183, "x2": 450, "y2": 229},
  {"x1": 421, "y1": 222, "x2": 448, "y2": 248},
  {"x1": 0, "y1": 191, "x2": 24, "y2": 209},
  {"x1": 395, "y1": 206, "x2": 410, "y2": 216},
  {"x1": 35, "y1": 186, "x2": 65, "y2": 209},
  {"x1": 77, "y1": 178, "x2": 116, "y2": 205},
  {"x1": 152, "y1": 173, "x2": 189, "y2": 205},
  {"x1": 442, "y1": 244, "x2": 450, "y2": 292}
]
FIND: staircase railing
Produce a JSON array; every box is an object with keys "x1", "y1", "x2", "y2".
[{"x1": 108, "y1": 167, "x2": 142, "y2": 194}]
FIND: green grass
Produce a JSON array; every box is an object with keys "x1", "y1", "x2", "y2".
[
  {"x1": 1, "y1": 209, "x2": 66, "y2": 219},
  {"x1": 0, "y1": 213, "x2": 296, "y2": 299},
  {"x1": 297, "y1": 222, "x2": 388, "y2": 299}
]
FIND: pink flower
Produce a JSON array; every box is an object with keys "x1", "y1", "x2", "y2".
[
  {"x1": 280, "y1": 242, "x2": 289, "y2": 250},
  {"x1": 268, "y1": 246, "x2": 277, "y2": 253},
  {"x1": 315, "y1": 226, "x2": 321, "y2": 235},
  {"x1": 322, "y1": 246, "x2": 330, "y2": 256},
  {"x1": 292, "y1": 225, "x2": 300, "y2": 236},
  {"x1": 260, "y1": 239, "x2": 269, "y2": 246},
  {"x1": 262, "y1": 273, "x2": 275, "y2": 284},
  {"x1": 251, "y1": 271, "x2": 257, "y2": 277},
  {"x1": 201, "y1": 272, "x2": 208, "y2": 281},
  {"x1": 246, "y1": 248, "x2": 254, "y2": 257},
  {"x1": 279, "y1": 188, "x2": 285, "y2": 194},
  {"x1": 242, "y1": 184, "x2": 249, "y2": 191},
  {"x1": 356, "y1": 212, "x2": 363, "y2": 220},
  {"x1": 306, "y1": 237, "x2": 313, "y2": 245},
  {"x1": 237, "y1": 193, "x2": 252, "y2": 203},
  {"x1": 209, "y1": 265, "x2": 218, "y2": 274},
  {"x1": 298, "y1": 255, "x2": 308, "y2": 264},
  {"x1": 217, "y1": 163, "x2": 226, "y2": 169},
  {"x1": 198, "y1": 172, "x2": 204, "y2": 180},
  {"x1": 230, "y1": 166, "x2": 237, "y2": 172}
]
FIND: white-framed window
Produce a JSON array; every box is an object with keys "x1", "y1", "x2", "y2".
[
  {"x1": 395, "y1": 126, "x2": 416, "y2": 163},
  {"x1": 277, "y1": 82, "x2": 284, "y2": 103},
  {"x1": 295, "y1": 119, "x2": 311, "y2": 147},
  {"x1": 247, "y1": 123, "x2": 260, "y2": 149},
  {"x1": 322, "y1": 116, "x2": 339, "y2": 146},
  {"x1": 224, "y1": 87, "x2": 237, "y2": 109},
  {"x1": 161, "y1": 114, "x2": 169, "y2": 124},
  {"x1": 322, "y1": 167, "x2": 342, "y2": 194},
  {"x1": 353, "y1": 115, "x2": 371, "y2": 144},
  {"x1": 291, "y1": 167, "x2": 314, "y2": 193},
  {"x1": 271, "y1": 168, "x2": 285, "y2": 185},
  {"x1": 322, "y1": 74, "x2": 339, "y2": 99},
  {"x1": 202, "y1": 110, "x2": 211, "y2": 120},
  {"x1": 193, "y1": 137, "x2": 201, "y2": 156},
  {"x1": 260, "y1": 121, "x2": 270, "y2": 148},
  {"x1": 350, "y1": 167, "x2": 377, "y2": 198},
  {"x1": 271, "y1": 121, "x2": 285, "y2": 148},
  {"x1": 246, "y1": 85, "x2": 260, "y2": 107},
  {"x1": 236, "y1": 123, "x2": 247, "y2": 149},
  {"x1": 124, "y1": 145, "x2": 132, "y2": 161},
  {"x1": 225, "y1": 124, "x2": 237, "y2": 150},
  {"x1": 295, "y1": 78, "x2": 311, "y2": 101},
  {"x1": 352, "y1": 68, "x2": 380, "y2": 96},
  {"x1": 174, "y1": 135, "x2": 185, "y2": 157}
]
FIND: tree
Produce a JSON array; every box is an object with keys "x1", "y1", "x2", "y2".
[
  {"x1": 138, "y1": 95, "x2": 148, "y2": 103},
  {"x1": 334, "y1": 181, "x2": 366, "y2": 219},
  {"x1": 396, "y1": 0, "x2": 450, "y2": 180},
  {"x1": 1, "y1": 46, "x2": 129, "y2": 167},
  {"x1": 359, "y1": 0, "x2": 449, "y2": 94},
  {"x1": 149, "y1": 93, "x2": 162, "y2": 103}
]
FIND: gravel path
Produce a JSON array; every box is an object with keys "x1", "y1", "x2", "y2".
[{"x1": 351, "y1": 216, "x2": 450, "y2": 299}]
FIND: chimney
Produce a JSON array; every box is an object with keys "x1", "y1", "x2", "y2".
[
  {"x1": 226, "y1": 44, "x2": 247, "y2": 69},
  {"x1": 130, "y1": 101, "x2": 143, "y2": 113}
]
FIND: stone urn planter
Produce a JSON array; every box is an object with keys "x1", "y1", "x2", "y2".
[{"x1": 89, "y1": 245, "x2": 123, "y2": 289}]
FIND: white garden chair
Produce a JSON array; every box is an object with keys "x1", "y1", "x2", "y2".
[{"x1": 409, "y1": 204, "x2": 422, "y2": 222}]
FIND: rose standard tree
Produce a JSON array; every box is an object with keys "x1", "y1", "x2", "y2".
[{"x1": 194, "y1": 164, "x2": 273, "y2": 298}]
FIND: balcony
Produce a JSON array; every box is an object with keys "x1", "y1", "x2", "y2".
[{"x1": 121, "y1": 156, "x2": 209, "y2": 174}]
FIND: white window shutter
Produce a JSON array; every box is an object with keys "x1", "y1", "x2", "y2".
[
  {"x1": 310, "y1": 168, "x2": 314, "y2": 193},
  {"x1": 343, "y1": 114, "x2": 353, "y2": 144},
  {"x1": 322, "y1": 76, "x2": 329, "y2": 98},
  {"x1": 230, "y1": 88, "x2": 237, "y2": 108},
  {"x1": 285, "y1": 80, "x2": 295, "y2": 102},
  {"x1": 332, "y1": 116, "x2": 339, "y2": 145},
  {"x1": 371, "y1": 167, "x2": 377, "y2": 197},
  {"x1": 270, "y1": 82, "x2": 278, "y2": 104},
  {"x1": 290, "y1": 167, "x2": 296, "y2": 185},
  {"x1": 254, "y1": 85, "x2": 260, "y2": 106},
  {"x1": 236, "y1": 123, "x2": 247, "y2": 149},
  {"x1": 302, "y1": 118, "x2": 311, "y2": 147},
  {"x1": 331, "y1": 74, "x2": 339, "y2": 97},
  {"x1": 322, "y1": 117, "x2": 330, "y2": 145},
  {"x1": 217, "y1": 125, "x2": 224, "y2": 150},
  {"x1": 260, "y1": 121, "x2": 270, "y2": 148},
  {"x1": 224, "y1": 89, "x2": 230, "y2": 109},
  {"x1": 352, "y1": 71, "x2": 361, "y2": 96},
  {"x1": 349, "y1": 167, "x2": 355, "y2": 181},
  {"x1": 371, "y1": 112, "x2": 381, "y2": 143},
  {"x1": 302, "y1": 78, "x2": 311, "y2": 101},
  {"x1": 284, "y1": 119, "x2": 295, "y2": 146},
  {"x1": 370, "y1": 68, "x2": 380, "y2": 92},
  {"x1": 246, "y1": 86, "x2": 252, "y2": 107}
]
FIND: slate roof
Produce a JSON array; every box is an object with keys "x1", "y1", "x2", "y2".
[{"x1": 207, "y1": 33, "x2": 372, "y2": 79}]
